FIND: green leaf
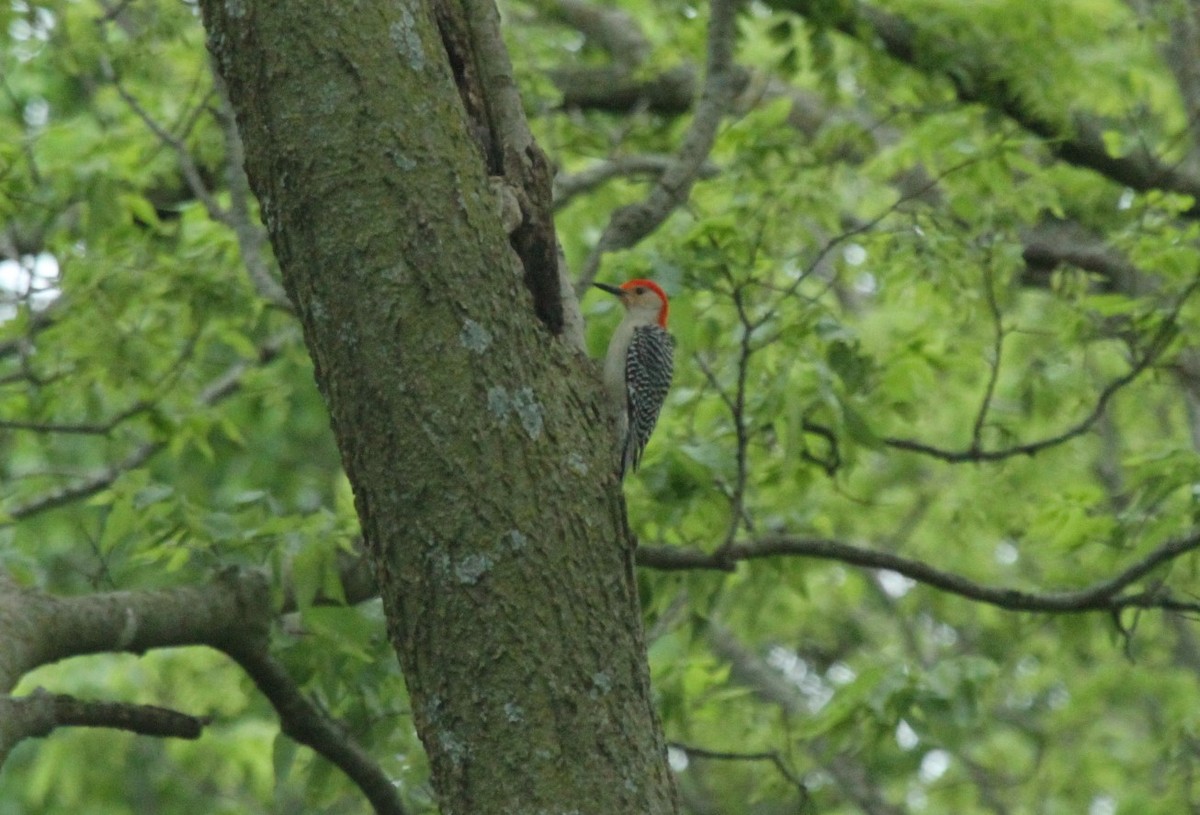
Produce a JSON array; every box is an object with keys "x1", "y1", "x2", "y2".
[{"x1": 300, "y1": 606, "x2": 375, "y2": 662}]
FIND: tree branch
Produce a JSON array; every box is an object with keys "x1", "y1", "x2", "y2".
[
  {"x1": 5, "y1": 441, "x2": 163, "y2": 522},
  {"x1": 105, "y1": 63, "x2": 223, "y2": 223},
  {"x1": 706, "y1": 624, "x2": 909, "y2": 815},
  {"x1": 970, "y1": 256, "x2": 1007, "y2": 452},
  {"x1": 719, "y1": 282, "x2": 758, "y2": 554},
  {"x1": 0, "y1": 570, "x2": 406, "y2": 815},
  {"x1": 4, "y1": 335, "x2": 288, "y2": 522},
  {"x1": 575, "y1": 0, "x2": 744, "y2": 293},
  {"x1": 638, "y1": 530, "x2": 1200, "y2": 614},
  {"x1": 778, "y1": 0, "x2": 1200, "y2": 215},
  {"x1": 879, "y1": 279, "x2": 1195, "y2": 463},
  {"x1": 210, "y1": 69, "x2": 292, "y2": 312},
  {"x1": 553, "y1": 65, "x2": 701, "y2": 116},
  {"x1": 554, "y1": 155, "x2": 720, "y2": 210},
  {"x1": 0, "y1": 689, "x2": 204, "y2": 761},
  {"x1": 668, "y1": 741, "x2": 809, "y2": 805},
  {"x1": 0, "y1": 400, "x2": 150, "y2": 436},
  {"x1": 226, "y1": 645, "x2": 407, "y2": 815},
  {"x1": 1020, "y1": 218, "x2": 1151, "y2": 295},
  {"x1": 539, "y1": 0, "x2": 650, "y2": 67}
]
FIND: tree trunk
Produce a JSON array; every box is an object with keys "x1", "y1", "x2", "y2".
[{"x1": 198, "y1": 1, "x2": 679, "y2": 812}]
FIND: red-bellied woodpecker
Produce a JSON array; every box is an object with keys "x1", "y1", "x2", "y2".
[{"x1": 594, "y1": 279, "x2": 675, "y2": 479}]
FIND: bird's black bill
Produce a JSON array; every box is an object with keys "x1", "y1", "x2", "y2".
[{"x1": 593, "y1": 282, "x2": 624, "y2": 297}]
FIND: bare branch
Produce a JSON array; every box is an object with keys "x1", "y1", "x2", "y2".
[
  {"x1": 720, "y1": 283, "x2": 757, "y2": 553},
  {"x1": 0, "y1": 689, "x2": 203, "y2": 762},
  {"x1": 226, "y1": 645, "x2": 407, "y2": 815},
  {"x1": 1020, "y1": 218, "x2": 1151, "y2": 295},
  {"x1": 638, "y1": 530, "x2": 1200, "y2": 614},
  {"x1": 0, "y1": 571, "x2": 406, "y2": 815},
  {"x1": 0, "y1": 570, "x2": 262, "y2": 690}
]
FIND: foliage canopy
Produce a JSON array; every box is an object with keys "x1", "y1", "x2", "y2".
[{"x1": 4, "y1": 0, "x2": 1200, "y2": 812}]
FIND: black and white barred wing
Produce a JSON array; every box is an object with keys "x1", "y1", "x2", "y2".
[{"x1": 622, "y1": 325, "x2": 675, "y2": 475}]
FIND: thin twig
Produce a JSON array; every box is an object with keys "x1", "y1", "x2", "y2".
[
  {"x1": 779, "y1": 151, "x2": 992, "y2": 305},
  {"x1": 554, "y1": 155, "x2": 720, "y2": 210},
  {"x1": 107, "y1": 65, "x2": 225, "y2": 223},
  {"x1": 883, "y1": 278, "x2": 1199, "y2": 462},
  {"x1": 669, "y1": 740, "x2": 809, "y2": 804},
  {"x1": 4, "y1": 335, "x2": 289, "y2": 523},
  {"x1": 210, "y1": 68, "x2": 292, "y2": 311},
  {"x1": 719, "y1": 282, "x2": 757, "y2": 553},
  {"x1": 970, "y1": 255, "x2": 1006, "y2": 452},
  {"x1": 0, "y1": 401, "x2": 150, "y2": 436}
]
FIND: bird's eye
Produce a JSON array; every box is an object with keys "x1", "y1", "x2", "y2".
[{"x1": 634, "y1": 286, "x2": 645, "y2": 294}]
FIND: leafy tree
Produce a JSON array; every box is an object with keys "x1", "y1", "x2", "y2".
[{"x1": 3, "y1": 0, "x2": 1200, "y2": 813}]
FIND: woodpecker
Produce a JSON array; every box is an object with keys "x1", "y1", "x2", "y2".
[{"x1": 594, "y1": 279, "x2": 675, "y2": 479}]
